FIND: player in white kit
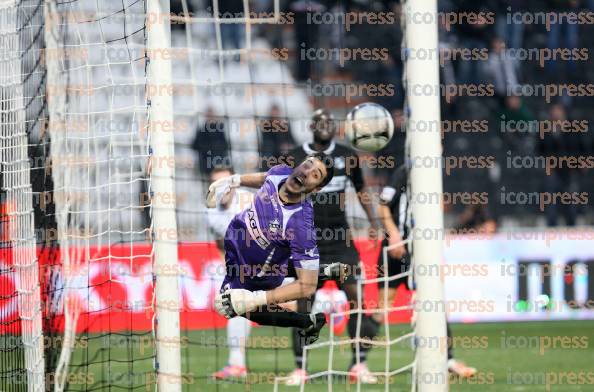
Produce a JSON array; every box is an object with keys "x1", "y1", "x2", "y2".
[{"x1": 208, "y1": 167, "x2": 255, "y2": 379}]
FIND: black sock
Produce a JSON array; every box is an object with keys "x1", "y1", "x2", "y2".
[
  {"x1": 245, "y1": 305, "x2": 312, "y2": 329},
  {"x1": 351, "y1": 346, "x2": 369, "y2": 367},
  {"x1": 291, "y1": 327, "x2": 305, "y2": 369},
  {"x1": 348, "y1": 315, "x2": 379, "y2": 367},
  {"x1": 290, "y1": 296, "x2": 314, "y2": 369}
]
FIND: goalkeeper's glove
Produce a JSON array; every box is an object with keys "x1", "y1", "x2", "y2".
[
  {"x1": 320, "y1": 262, "x2": 348, "y2": 283},
  {"x1": 214, "y1": 289, "x2": 268, "y2": 318},
  {"x1": 206, "y1": 174, "x2": 241, "y2": 208}
]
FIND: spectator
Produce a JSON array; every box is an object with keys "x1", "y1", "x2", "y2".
[
  {"x1": 537, "y1": 104, "x2": 584, "y2": 226},
  {"x1": 497, "y1": 95, "x2": 535, "y2": 149},
  {"x1": 494, "y1": 0, "x2": 527, "y2": 49},
  {"x1": 258, "y1": 103, "x2": 296, "y2": 169},
  {"x1": 438, "y1": 14, "x2": 459, "y2": 116},
  {"x1": 291, "y1": 0, "x2": 326, "y2": 81},
  {"x1": 343, "y1": 2, "x2": 402, "y2": 108},
  {"x1": 191, "y1": 107, "x2": 231, "y2": 176},
  {"x1": 455, "y1": 204, "x2": 498, "y2": 234},
  {"x1": 483, "y1": 37, "x2": 521, "y2": 98},
  {"x1": 212, "y1": 0, "x2": 244, "y2": 60},
  {"x1": 439, "y1": 15, "x2": 458, "y2": 87},
  {"x1": 546, "y1": 0, "x2": 581, "y2": 76},
  {"x1": 453, "y1": 1, "x2": 496, "y2": 84}
]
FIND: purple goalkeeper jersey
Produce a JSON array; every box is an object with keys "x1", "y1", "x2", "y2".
[{"x1": 221, "y1": 165, "x2": 320, "y2": 292}]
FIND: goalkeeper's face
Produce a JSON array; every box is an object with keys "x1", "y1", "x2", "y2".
[{"x1": 285, "y1": 157, "x2": 328, "y2": 195}]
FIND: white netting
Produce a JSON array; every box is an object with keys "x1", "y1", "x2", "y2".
[
  {"x1": 40, "y1": 0, "x2": 311, "y2": 389},
  {"x1": 2, "y1": 0, "x2": 439, "y2": 389},
  {"x1": 44, "y1": 0, "x2": 154, "y2": 390},
  {"x1": 0, "y1": 1, "x2": 45, "y2": 390},
  {"x1": 169, "y1": 0, "x2": 312, "y2": 241},
  {"x1": 273, "y1": 239, "x2": 416, "y2": 392},
  {"x1": 272, "y1": 0, "x2": 421, "y2": 389}
]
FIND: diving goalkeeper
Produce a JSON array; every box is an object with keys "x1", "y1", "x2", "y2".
[{"x1": 211, "y1": 153, "x2": 334, "y2": 344}]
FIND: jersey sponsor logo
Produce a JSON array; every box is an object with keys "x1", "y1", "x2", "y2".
[
  {"x1": 245, "y1": 206, "x2": 271, "y2": 249},
  {"x1": 334, "y1": 156, "x2": 345, "y2": 170}
]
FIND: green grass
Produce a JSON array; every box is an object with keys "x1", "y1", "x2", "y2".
[{"x1": 67, "y1": 321, "x2": 594, "y2": 391}]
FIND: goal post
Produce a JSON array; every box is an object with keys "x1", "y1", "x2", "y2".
[
  {"x1": 146, "y1": 0, "x2": 182, "y2": 390},
  {"x1": 404, "y1": 0, "x2": 449, "y2": 390}
]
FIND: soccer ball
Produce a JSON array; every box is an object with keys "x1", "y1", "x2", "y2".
[{"x1": 345, "y1": 102, "x2": 394, "y2": 152}]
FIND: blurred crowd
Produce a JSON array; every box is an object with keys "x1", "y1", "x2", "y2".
[{"x1": 184, "y1": 0, "x2": 594, "y2": 228}]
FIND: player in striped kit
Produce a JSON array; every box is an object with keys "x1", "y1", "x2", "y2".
[{"x1": 376, "y1": 165, "x2": 477, "y2": 378}]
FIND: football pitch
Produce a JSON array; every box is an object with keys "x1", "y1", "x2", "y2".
[
  {"x1": 69, "y1": 320, "x2": 594, "y2": 391},
  {"x1": 193, "y1": 320, "x2": 594, "y2": 392}
]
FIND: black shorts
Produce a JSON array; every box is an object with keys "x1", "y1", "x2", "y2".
[
  {"x1": 286, "y1": 238, "x2": 361, "y2": 289},
  {"x1": 376, "y1": 238, "x2": 410, "y2": 289},
  {"x1": 317, "y1": 238, "x2": 361, "y2": 287}
]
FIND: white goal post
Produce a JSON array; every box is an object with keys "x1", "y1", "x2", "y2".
[
  {"x1": 146, "y1": 0, "x2": 182, "y2": 390},
  {"x1": 404, "y1": 0, "x2": 449, "y2": 390}
]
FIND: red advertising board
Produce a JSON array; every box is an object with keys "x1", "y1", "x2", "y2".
[{"x1": 0, "y1": 240, "x2": 412, "y2": 334}]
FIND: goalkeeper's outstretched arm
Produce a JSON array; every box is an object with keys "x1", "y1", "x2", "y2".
[
  {"x1": 206, "y1": 172, "x2": 267, "y2": 208},
  {"x1": 265, "y1": 267, "x2": 317, "y2": 305},
  {"x1": 215, "y1": 268, "x2": 318, "y2": 318},
  {"x1": 237, "y1": 172, "x2": 267, "y2": 188}
]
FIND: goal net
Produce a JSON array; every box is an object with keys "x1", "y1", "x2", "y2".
[
  {"x1": 1, "y1": 0, "x2": 158, "y2": 390},
  {"x1": 1, "y1": 2, "x2": 46, "y2": 391}
]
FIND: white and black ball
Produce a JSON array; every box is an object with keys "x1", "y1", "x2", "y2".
[{"x1": 345, "y1": 102, "x2": 394, "y2": 152}]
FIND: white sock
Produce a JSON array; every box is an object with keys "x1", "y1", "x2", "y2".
[{"x1": 227, "y1": 316, "x2": 251, "y2": 367}]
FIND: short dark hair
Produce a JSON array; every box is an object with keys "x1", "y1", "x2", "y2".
[
  {"x1": 311, "y1": 108, "x2": 334, "y2": 122},
  {"x1": 306, "y1": 152, "x2": 334, "y2": 188}
]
